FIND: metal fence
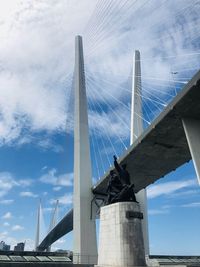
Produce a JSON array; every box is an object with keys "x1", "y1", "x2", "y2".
[{"x1": 72, "y1": 253, "x2": 98, "y2": 265}]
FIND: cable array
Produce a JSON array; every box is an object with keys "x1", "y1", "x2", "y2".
[
  {"x1": 49, "y1": 0, "x2": 200, "y2": 182},
  {"x1": 83, "y1": 52, "x2": 200, "y2": 179},
  {"x1": 38, "y1": 0, "x2": 200, "y2": 233}
]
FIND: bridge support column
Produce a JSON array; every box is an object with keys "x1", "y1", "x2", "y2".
[
  {"x1": 35, "y1": 200, "x2": 41, "y2": 251},
  {"x1": 73, "y1": 35, "x2": 97, "y2": 264},
  {"x1": 131, "y1": 50, "x2": 149, "y2": 256},
  {"x1": 182, "y1": 118, "x2": 200, "y2": 183}
]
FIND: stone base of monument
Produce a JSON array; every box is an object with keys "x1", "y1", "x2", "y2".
[{"x1": 96, "y1": 202, "x2": 146, "y2": 267}]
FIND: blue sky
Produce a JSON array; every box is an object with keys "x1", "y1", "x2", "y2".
[{"x1": 0, "y1": 0, "x2": 200, "y2": 254}]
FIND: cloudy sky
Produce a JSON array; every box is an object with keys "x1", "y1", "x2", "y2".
[{"x1": 0, "y1": 0, "x2": 200, "y2": 254}]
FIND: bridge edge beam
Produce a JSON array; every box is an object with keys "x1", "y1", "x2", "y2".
[{"x1": 182, "y1": 118, "x2": 200, "y2": 184}]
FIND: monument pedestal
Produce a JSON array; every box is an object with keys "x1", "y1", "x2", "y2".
[{"x1": 97, "y1": 202, "x2": 146, "y2": 267}]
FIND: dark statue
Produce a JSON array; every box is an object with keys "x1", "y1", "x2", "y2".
[{"x1": 106, "y1": 155, "x2": 138, "y2": 205}]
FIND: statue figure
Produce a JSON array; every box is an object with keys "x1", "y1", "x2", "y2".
[
  {"x1": 113, "y1": 155, "x2": 130, "y2": 185},
  {"x1": 106, "y1": 156, "x2": 138, "y2": 204},
  {"x1": 106, "y1": 170, "x2": 123, "y2": 204}
]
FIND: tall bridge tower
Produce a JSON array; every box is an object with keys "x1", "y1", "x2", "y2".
[
  {"x1": 131, "y1": 50, "x2": 149, "y2": 256},
  {"x1": 73, "y1": 35, "x2": 98, "y2": 264},
  {"x1": 35, "y1": 200, "x2": 42, "y2": 251}
]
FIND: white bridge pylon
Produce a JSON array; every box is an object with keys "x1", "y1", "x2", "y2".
[
  {"x1": 73, "y1": 35, "x2": 98, "y2": 264},
  {"x1": 35, "y1": 199, "x2": 42, "y2": 251},
  {"x1": 131, "y1": 50, "x2": 149, "y2": 256}
]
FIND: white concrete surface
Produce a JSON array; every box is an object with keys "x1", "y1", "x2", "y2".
[
  {"x1": 131, "y1": 50, "x2": 143, "y2": 141},
  {"x1": 97, "y1": 202, "x2": 146, "y2": 267},
  {"x1": 73, "y1": 35, "x2": 97, "y2": 264},
  {"x1": 131, "y1": 50, "x2": 149, "y2": 256},
  {"x1": 182, "y1": 118, "x2": 200, "y2": 184},
  {"x1": 35, "y1": 200, "x2": 42, "y2": 251}
]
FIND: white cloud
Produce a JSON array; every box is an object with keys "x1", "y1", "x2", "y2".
[
  {"x1": 18, "y1": 179, "x2": 34, "y2": 187},
  {"x1": 148, "y1": 204, "x2": 172, "y2": 215},
  {"x1": 2, "y1": 212, "x2": 12, "y2": 219},
  {"x1": 42, "y1": 166, "x2": 48, "y2": 171},
  {"x1": 0, "y1": 231, "x2": 8, "y2": 237},
  {"x1": 53, "y1": 186, "x2": 62, "y2": 191},
  {"x1": 54, "y1": 238, "x2": 66, "y2": 245},
  {"x1": 147, "y1": 179, "x2": 196, "y2": 199},
  {"x1": 40, "y1": 169, "x2": 73, "y2": 187},
  {"x1": 20, "y1": 191, "x2": 38, "y2": 198},
  {"x1": 148, "y1": 209, "x2": 169, "y2": 215},
  {"x1": 181, "y1": 202, "x2": 200, "y2": 208},
  {"x1": 0, "y1": 0, "x2": 97, "y2": 145},
  {"x1": 12, "y1": 225, "x2": 24, "y2": 231},
  {"x1": 0, "y1": 172, "x2": 33, "y2": 198},
  {"x1": 37, "y1": 139, "x2": 64, "y2": 152},
  {"x1": 23, "y1": 238, "x2": 35, "y2": 251},
  {"x1": 167, "y1": 189, "x2": 200, "y2": 199},
  {"x1": 50, "y1": 194, "x2": 72, "y2": 205},
  {"x1": 88, "y1": 105, "x2": 130, "y2": 139},
  {"x1": 0, "y1": 172, "x2": 18, "y2": 197},
  {"x1": 3, "y1": 222, "x2": 10, "y2": 227},
  {"x1": 0, "y1": 0, "x2": 199, "y2": 146},
  {"x1": 43, "y1": 207, "x2": 53, "y2": 213},
  {"x1": 0, "y1": 199, "x2": 14, "y2": 205}
]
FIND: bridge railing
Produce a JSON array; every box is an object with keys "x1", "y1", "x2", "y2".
[{"x1": 73, "y1": 253, "x2": 98, "y2": 265}]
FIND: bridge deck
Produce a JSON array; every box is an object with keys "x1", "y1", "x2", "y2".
[
  {"x1": 93, "y1": 70, "x2": 200, "y2": 195},
  {"x1": 38, "y1": 210, "x2": 73, "y2": 251}
]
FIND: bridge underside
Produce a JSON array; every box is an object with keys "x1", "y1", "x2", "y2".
[
  {"x1": 93, "y1": 70, "x2": 200, "y2": 196},
  {"x1": 38, "y1": 210, "x2": 73, "y2": 251},
  {"x1": 38, "y1": 70, "x2": 200, "y2": 251}
]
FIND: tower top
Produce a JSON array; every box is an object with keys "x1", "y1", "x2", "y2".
[{"x1": 75, "y1": 35, "x2": 82, "y2": 39}]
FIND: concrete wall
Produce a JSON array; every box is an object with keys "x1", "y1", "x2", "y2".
[{"x1": 98, "y1": 202, "x2": 146, "y2": 267}]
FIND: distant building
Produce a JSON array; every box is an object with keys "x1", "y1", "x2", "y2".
[
  {"x1": 0, "y1": 241, "x2": 10, "y2": 251},
  {"x1": 0, "y1": 241, "x2": 4, "y2": 250},
  {"x1": 14, "y1": 242, "x2": 25, "y2": 251},
  {"x1": 3, "y1": 244, "x2": 10, "y2": 251}
]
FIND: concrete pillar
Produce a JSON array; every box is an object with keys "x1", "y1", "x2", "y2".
[
  {"x1": 131, "y1": 50, "x2": 143, "y2": 141},
  {"x1": 49, "y1": 200, "x2": 59, "y2": 232},
  {"x1": 182, "y1": 118, "x2": 200, "y2": 184},
  {"x1": 73, "y1": 35, "x2": 97, "y2": 264},
  {"x1": 47, "y1": 200, "x2": 59, "y2": 252},
  {"x1": 131, "y1": 50, "x2": 149, "y2": 256},
  {"x1": 35, "y1": 200, "x2": 41, "y2": 251}
]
